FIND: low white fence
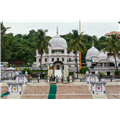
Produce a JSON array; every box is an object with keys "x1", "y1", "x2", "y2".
[{"x1": 18, "y1": 67, "x2": 48, "y2": 70}]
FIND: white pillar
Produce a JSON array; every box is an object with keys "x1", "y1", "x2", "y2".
[
  {"x1": 64, "y1": 49, "x2": 67, "y2": 54},
  {"x1": 103, "y1": 63, "x2": 104, "y2": 67},
  {"x1": 49, "y1": 48, "x2": 51, "y2": 54}
]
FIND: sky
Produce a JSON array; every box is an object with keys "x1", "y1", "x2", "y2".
[{"x1": 2, "y1": 20, "x2": 120, "y2": 39}]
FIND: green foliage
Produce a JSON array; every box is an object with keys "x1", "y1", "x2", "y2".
[
  {"x1": 66, "y1": 75, "x2": 69, "y2": 80},
  {"x1": 1, "y1": 22, "x2": 114, "y2": 66},
  {"x1": 79, "y1": 66, "x2": 90, "y2": 74},
  {"x1": 98, "y1": 72, "x2": 105, "y2": 78},
  {"x1": 21, "y1": 68, "x2": 33, "y2": 75},
  {"x1": 103, "y1": 35, "x2": 120, "y2": 70},
  {"x1": 28, "y1": 58, "x2": 34, "y2": 66},
  {"x1": 71, "y1": 75, "x2": 75, "y2": 79},
  {"x1": 69, "y1": 72, "x2": 73, "y2": 75},
  {"x1": 114, "y1": 70, "x2": 120, "y2": 78},
  {"x1": 44, "y1": 73, "x2": 49, "y2": 79}
]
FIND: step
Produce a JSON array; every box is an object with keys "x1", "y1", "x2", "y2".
[{"x1": 7, "y1": 95, "x2": 21, "y2": 99}]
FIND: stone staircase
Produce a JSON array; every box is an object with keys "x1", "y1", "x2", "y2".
[
  {"x1": 55, "y1": 70, "x2": 62, "y2": 77},
  {"x1": 105, "y1": 85, "x2": 120, "y2": 99},
  {"x1": 20, "y1": 86, "x2": 50, "y2": 99},
  {"x1": 56, "y1": 85, "x2": 92, "y2": 99}
]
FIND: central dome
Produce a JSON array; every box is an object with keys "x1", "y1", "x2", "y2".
[
  {"x1": 49, "y1": 27, "x2": 67, "y2": 48},
  {"x1": 49, "y1": 34, "x2": 67, "y2": 48}
]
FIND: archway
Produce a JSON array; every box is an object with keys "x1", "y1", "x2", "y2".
[
  {"x1": 53, "y1": 61, "x2": 64, "y2": 79},
  {"x1": 109, "y1": 63, "x2": 115, "y2": 66}
]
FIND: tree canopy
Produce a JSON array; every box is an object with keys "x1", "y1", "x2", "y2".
[{"x1": 1, "y1": 22, "x2": 109, "y2": 64}]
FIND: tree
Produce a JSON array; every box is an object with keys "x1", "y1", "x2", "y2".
[
  {"x1": 98, "y1": 72, "x2": 105, "y2": 79},
  {"x1": 28, "y1": 58, "x2": 34, "y2": 66},
  {"x1": 114, "y1": 70, "x2": 120, "y2": 78},
  {"x1": 67, "y1": 30, "x2": 87, "y2": 78},
  {"x1": 21, "y1": 68, "x2": 33, "y2": 75},
  {"x1": 1, "y1": 22, "x2": 11, "y2": 61},
  {"x1": 103, "y1": 35, "x2": 120, "y2": 70},
  {"x1": 15, "y1": 34, "x2": 23, "y2": 38},
  {"x1": 79, "y1": 66, "x2": 90, "y2": 74},
  {"x1": 35, "y1": 29, "x2": 51, "y2": 78}
]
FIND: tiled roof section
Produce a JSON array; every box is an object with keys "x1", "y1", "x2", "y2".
[{"x1": 105, "y1": 31, "x2": 120, "y2": 36}]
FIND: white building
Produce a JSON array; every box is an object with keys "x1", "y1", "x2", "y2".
[
  {"x1": 86, "y1": 41, "x2": 120, "y2": 76},
  {"x1": 35, "y1": 28, "x2": 120, "y2": 78},
  {"x1": 35, "y1": 27, "x2": 80, "y2": 72}
]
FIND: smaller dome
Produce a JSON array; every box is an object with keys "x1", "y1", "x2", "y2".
[
  {"x1": 86, "y1": 46, "x2": 99, "y2": 59},
  {"x1": 98, "y1": 52, "x2": 107, "y2": 60}
]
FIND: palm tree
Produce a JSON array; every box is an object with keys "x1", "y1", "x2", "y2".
[
  {"x1": 67, "y1": 30, "x2": 87, "y2": 78},
  {"x1": 103, "y1": 34, "x2": 120, "y2": 70},
  {"x1": 1, "y1": 22, "x2": 11, "y2": 61},
  {"x1": 35, "y1": 29, "x2": 51, "y2": 78}
]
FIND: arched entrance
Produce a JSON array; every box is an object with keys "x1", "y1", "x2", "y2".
[{"x1": 53, "y1": 61, "x2": 64, "y2": 78}]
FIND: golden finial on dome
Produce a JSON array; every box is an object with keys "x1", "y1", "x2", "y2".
[
  {"x1": 56, "y1": 26, "x2": 58, "y2": 34},
  {"x1": 92, "y1": 40, "x2": 94, "y2": 46}
]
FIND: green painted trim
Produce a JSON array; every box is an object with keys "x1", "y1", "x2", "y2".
[{"x1": 0, "y1": 91, "x2": 9, "y2": 98}]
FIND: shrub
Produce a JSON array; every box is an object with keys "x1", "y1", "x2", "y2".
[
  {"x1": 44, "y1": 73, "x2": 49, "y2": 79},
  {"x1": 66, "y1": 75, "x2": 69, "y2": 80},
  {"x1": 79, "y1": 66, "x2": 90, "y2": 74},
  {"x1": 71, "y1": 75, "x2": 75, "y2": 79},
  {"x1": 98, "y1": 72, "x2": 105, "y2": 78},
  {"x1": 114, "y1": 70, "x2": 120, "y2": 78},
  {"x1": 28, "y1": 59, "x2": 34, "y2": 66},
  {"x1": 21, "y1": 68, "x2": 33, "y2": 75},
  {"x1": 69, "y1": 72, "x2": 73, "y2": 75}
]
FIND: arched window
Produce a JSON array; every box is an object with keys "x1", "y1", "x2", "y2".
[{"x1": 109, "y1": 63, "x2": 115, "y2": 66}]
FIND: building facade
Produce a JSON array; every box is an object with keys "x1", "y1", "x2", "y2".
[
  {"x1": 86, "y1": 41, "x2": 120, "y2": 76},
  {"x1": 35, "y1": 28, "x2": 80, "y2": 72}
]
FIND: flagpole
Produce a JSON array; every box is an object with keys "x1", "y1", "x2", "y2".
[{"x1": 79, "y1": 20, "x2": 81, "y2": 72}]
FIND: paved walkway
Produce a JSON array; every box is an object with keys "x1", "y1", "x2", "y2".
[{"x1": 0, "y1": 82, "x2": 120, "y2": 99}]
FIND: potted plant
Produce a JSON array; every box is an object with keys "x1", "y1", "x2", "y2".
[{"x1": 66, "y1": 75, "x2": 70, "y2": 82}]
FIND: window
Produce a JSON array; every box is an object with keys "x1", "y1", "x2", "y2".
[
  {"x1": 57, "y1": 58, "x2": 59, "y2": 61},
  {"x1": 107, "y1": 72, "x2": 110, "y2": 75},
  {"x1": 69, "y1": 65, "x2": 71, "y2": 67},
  {"x1": 75, "y1": 58, "x2": 77, "y2": 62},
  {"x1": 69, "y1": 58, "x2": 71, "y2": 61},
  {"x1": 45, "y1": 58, "x2": 47, "y2": 62},
  {"x1": 62, "y1": 58, "x2": 64, "y2": 62},
  {"x1": 52, "y1": 58, "x2": 54, "y2": 62},
  {"x1": 39, "y1": 59, "x2": 41, "y2": 62}
]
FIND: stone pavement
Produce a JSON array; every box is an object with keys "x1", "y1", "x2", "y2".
[{"x1": 0, "y1": 82, "x2": 120, "y2": 99}]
